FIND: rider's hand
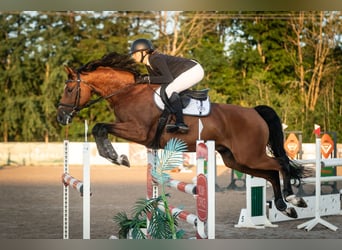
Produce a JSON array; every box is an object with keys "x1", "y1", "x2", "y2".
[{"x1": 135, "y1": 75, "x2": 150, "y2": 84}]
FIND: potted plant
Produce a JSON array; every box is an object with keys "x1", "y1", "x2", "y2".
[{"x1": 113, "y1": 138, "x2": 187, "y2": 239}]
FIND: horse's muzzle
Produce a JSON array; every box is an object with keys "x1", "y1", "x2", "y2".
[{"x1": 57, "y1": 108, "x2": 73, "y2": 125}]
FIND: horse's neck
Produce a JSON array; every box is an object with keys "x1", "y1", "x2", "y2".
[
  {"x1": 110, "y1": 84, "x2": 159, "y2": 119},
  {"x1": 89, "y1": 68, "x2": 159, "y2": 118},
  {"x1": 102, "y1": 83, "x2": 144, "y2": 105},
  {"x1": 91, "y1": 68, "x2": 135, "y2": 96}
]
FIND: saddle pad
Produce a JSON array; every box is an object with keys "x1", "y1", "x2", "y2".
[{"x1": 153, "y1": 88, "x2": 211, "y2": 117}]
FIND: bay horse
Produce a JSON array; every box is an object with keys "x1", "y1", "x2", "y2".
[{"x1": 57, "y1": 52, "x2": 307, "y2": 219}]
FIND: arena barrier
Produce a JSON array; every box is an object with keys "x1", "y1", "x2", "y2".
[
  {"x1": 62, "y1": 121, "x2": 91, "y2": 239},
  {"x1": 147, "y1": 140, "x2": 216, "y2": 239}
]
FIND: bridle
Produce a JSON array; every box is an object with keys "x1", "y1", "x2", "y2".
[
  {"x1": 58, "y1": 72, "x2": 84, "y2": 118},
  {"x1": 58, "y1": 71, "x2": 136, "y2": 119}
]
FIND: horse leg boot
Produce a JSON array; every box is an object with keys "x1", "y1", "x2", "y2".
[
  {"x1": 282, "y1": 171, "x2": 307, "y2": 208},
  {"x1": 165, "y1": 92, "x2": 189, "y2": 134},
  {"x1": 92, "y1": 123, "x2": 130, "y2": 166}
]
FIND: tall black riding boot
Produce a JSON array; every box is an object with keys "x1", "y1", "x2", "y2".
[{"x1": 166, "y1": 92, "x2": 189, "y2": 134}]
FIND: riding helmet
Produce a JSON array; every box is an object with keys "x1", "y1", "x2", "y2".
[{"x1": 130, "y1": 38, "x2": 154, "y2": 54}]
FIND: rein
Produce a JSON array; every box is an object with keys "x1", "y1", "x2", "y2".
[{"x1": 58, "y1": 72, "x2": 136, "y2": 116}]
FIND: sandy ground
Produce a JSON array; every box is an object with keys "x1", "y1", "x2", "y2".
[{"x1": 0, "y1": 164, "x2": 341, "y2": 239}]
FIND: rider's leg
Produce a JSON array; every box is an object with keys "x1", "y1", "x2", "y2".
[
  {"x1": 165, "y1": 63, "x2": 205, "y2": 95},
  {"x1": 166, "y1": 92, "x2": 189, "y2": 133},
  {"x1": 164, "y1": 63, "x2": 204, "y2": 133}
]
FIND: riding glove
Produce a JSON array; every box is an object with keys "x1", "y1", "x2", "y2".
[{"x1": 135, "y1": 75, "x2": 150, "y2": 84}]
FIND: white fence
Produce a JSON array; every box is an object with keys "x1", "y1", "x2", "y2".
[
  {"x1": 0, "y1": 142, "x2": 146, "y2": 166},
  {"x1": 1, "y1": 142, "x2": 342, "y2": 167}
]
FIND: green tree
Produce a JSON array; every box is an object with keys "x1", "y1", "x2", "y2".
[
  {"x1": 0, "y1": 11, "x2": 341, "y2": 142},
  {"x1": 286, "y1": 11, "x2": 342, "y2": 140},
  {"x1": 0, "y1": 12, "x2": 46, "y2": 141}
]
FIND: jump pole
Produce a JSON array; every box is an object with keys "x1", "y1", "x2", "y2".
[
  {"x1": 167, "y1": 179, "x2": 197, "y2": 195},
  {"x1": 62, "y1": 173, "x2": 84, "y2": 195}
]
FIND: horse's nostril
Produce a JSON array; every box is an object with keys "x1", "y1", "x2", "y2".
[
  {"x1": 57, "y1": 115, "x2": 65, "y2": 125},
  {"x1": 57, "y1": 111, "x2": 70, "y2": 125}
]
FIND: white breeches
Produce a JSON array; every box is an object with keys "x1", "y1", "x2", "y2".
[{"x1": 165, "y1": 63, "x2": 204, "y2": 97}]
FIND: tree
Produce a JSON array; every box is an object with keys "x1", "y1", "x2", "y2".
[
  {"x1": 287, "y1": 11, "x2": 341, "y2": 138},
  {"x1": 0, "y1": 12, "x2": 47, "y2": 141},
  {"x1": 288, "y1": 11, "x2": 340, "y2": 110},
  {"x1": 0, "y1": 11, "x2": 341, "y2": 142},
  {"x1": 226, "y1": 12, "x2": 295, "y2": 108}
]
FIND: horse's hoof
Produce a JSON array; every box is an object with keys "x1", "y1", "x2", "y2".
[
  {"x1": 281, "y1": 207, "x2": 298, "y2": 218},
  {"x1": 285, "y1": 195, "x2": 308, "y2": 208},
  {"x1": 120, "y1": 154, "x2": 130, "y2": 167},
  {"x1": 107, "y1": 158, "x2": 120, "y2": 166},
  {"x1": 293, "y1": 197, "x2": 307, "y2": 208}
]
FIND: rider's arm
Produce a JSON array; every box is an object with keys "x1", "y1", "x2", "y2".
[{"x1": 147, "y1": 55, "x2": 174, "y2": 84}]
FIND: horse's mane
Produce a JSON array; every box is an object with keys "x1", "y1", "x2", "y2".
[{"x1": 76, "y1": 52, "x2": 141, "y2": 76}]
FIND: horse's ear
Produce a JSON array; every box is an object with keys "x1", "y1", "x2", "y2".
[{"x1": 64, "y1": 65, "x2": 75, "y2": 76}]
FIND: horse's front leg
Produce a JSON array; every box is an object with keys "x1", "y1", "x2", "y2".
[{"x1": 92, "y1": 123, "x2": 130, "y2": 167}]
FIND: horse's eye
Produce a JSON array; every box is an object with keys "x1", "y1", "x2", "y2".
[
  {"x1": 65, "y1": 80, "x2": 77, "y2": 92},
  {"x1": 65, "y1": 83, "x2": 75, "y2": 93}
]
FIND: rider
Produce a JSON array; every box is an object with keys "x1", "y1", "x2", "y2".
[{"x1": 130, "y1": 38, "x2": 205, "y2": 134}]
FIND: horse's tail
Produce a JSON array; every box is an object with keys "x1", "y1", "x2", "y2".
[{"x1": 254, "y1": 105, "x2": 303, "y2": 181}]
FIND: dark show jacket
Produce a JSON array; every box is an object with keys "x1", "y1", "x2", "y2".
[{"x1": 146, "y1": 52, "x2": 197, "y2": 84}]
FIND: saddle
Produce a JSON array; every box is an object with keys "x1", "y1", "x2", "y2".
[
  {"x1": 149, "y1": 86, "x2": 211, "y2": 149},
  {"x1": 182, "y1": 88, "x2": 209, "y2": 101},
  {"x1": 154, "y1": 86, "x2": 211, "y2": 117}
]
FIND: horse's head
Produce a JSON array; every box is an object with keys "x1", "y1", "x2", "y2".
[
  {"x1": 57, "y1": 52, "x2": 141, "y2": 125},
  {"x1": 57, "y1": 66, "x2": 93, "y2": 125}
]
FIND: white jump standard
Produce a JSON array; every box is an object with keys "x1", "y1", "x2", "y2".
[
  {"x1": 62, "y1": 120, "x2": 91, "y2": 239},
  {"x1": 235, "y1": 174, "x2": 277, "y2": 229},
  {"x1": 297, "y1": 136, "x2": 339, "y2": 232}
]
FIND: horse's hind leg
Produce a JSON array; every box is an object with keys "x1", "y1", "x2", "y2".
[
  {"x1": 92, "y1": 123, "x2": 130, "y2": 166},
  {"x1": 218, "y1": 147, "x2": 299, "y2": 218},
  {"x1": 245, "y1": 168, "x2": 299, "y2": 218},
  {"x1": 281, "y1": 169, "x2": 307, "y2": 208},
  {"x1": 243, "y1": 167, "x2": 300, "y2": 218}
]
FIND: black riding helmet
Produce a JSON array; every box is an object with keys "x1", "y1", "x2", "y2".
[{"x1": 130, "y1": 38, "x2": 154, "y2": 55}]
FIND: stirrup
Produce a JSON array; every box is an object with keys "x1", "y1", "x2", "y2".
[
  {"x1": 166, "y1": 124, "x2": 178, "y2": 133},
  {"x1": 166, "y1": 123, "x2": 189, "y2": 134},
  {"x1": 177, "y1": 123, "x2": 189, "y2": 133}
]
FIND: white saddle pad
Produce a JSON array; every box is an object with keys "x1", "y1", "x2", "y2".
[{"x1": 153, "y1": 88, "x2": 211, "y2": 116}]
